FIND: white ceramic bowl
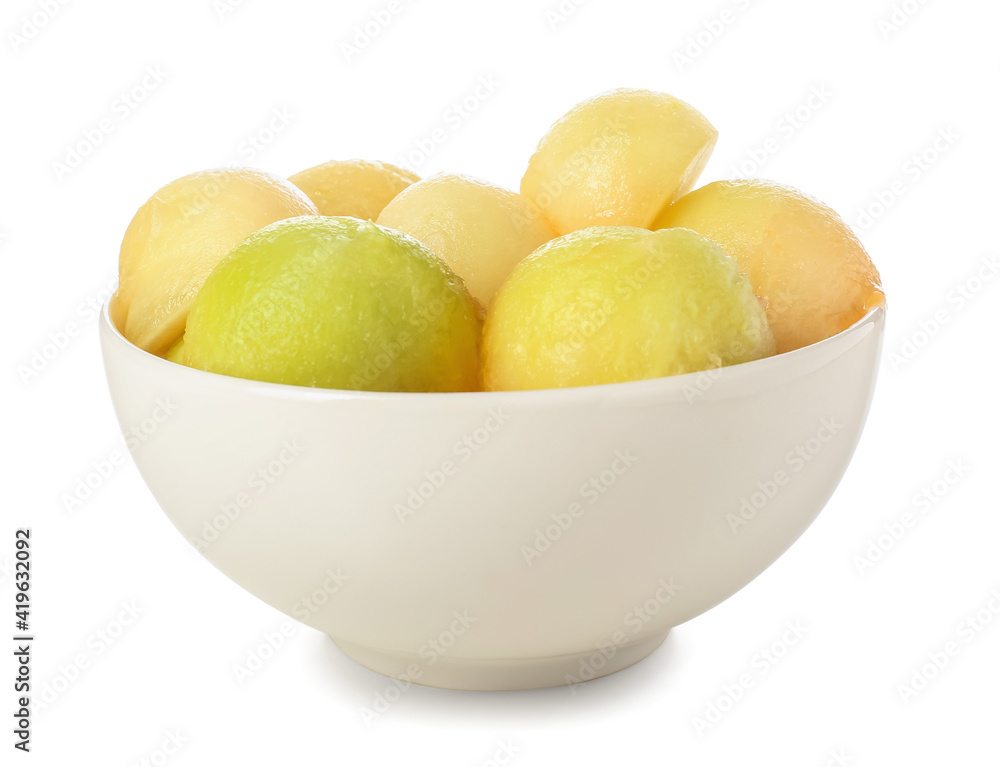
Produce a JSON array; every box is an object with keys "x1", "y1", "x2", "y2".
[{"x1": 101, "y1": 303, "x2": 884, "y2": 690}]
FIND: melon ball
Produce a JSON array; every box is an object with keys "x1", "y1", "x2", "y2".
[
  {"x1": 184, "y1": 217, "x2": 481, "y2": 392},
  {"x1": 376, "y1": 173, "x2": 557, "y2": 306},
  {"x1": 115, "y1": 168, "x2": 318, "y2": 355},
  {"x1": 483, "y1": 226, "x2": 774, "y2": 390},
  {"x1": 288, "y1": 159, "x2": 419, "y2": 220},
  {"x1": 654, "y1": 180, "x2": 884, "y2": 353},
  {"x1": 521, "y1": 88, "x2": 717, "y2": 235}
]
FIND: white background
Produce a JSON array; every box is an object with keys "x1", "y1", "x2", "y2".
[{"x1": 3, "y1": 0, "x2": 999, "y2": 764}]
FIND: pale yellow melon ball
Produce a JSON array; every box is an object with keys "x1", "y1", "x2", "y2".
[
  {"x1": 521, "y1": 88, "x2": 717, "y2": 235},
  {"x1": 377, "y1": 173, "x2": 557, "y2": 305},
  {"x1": 115, "y1": 168, "x2": 318, "y2": 355},
  {"x1": 289, "y1": 159, "x2": 419, "y2": 220}
]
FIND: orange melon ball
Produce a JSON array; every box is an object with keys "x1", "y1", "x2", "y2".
[
  {"x1": 289, "y1": 159, "x2": 419, "y2": 220},
  {"x1": 654, "y1": 180, "x2": 884, "y2": 353}
]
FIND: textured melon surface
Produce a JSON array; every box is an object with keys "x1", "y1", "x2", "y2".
[
  {"x1": 116, "y1": 168, "x2": 317, "y2": 355},
  {"x1": 289, "y1": 159, "x2": 419, "y2": 220},
  {"x1": 377, "y1": 173, "x2": 557, "y2": 305},
  {"x1": 184, "y1": 217, "x2": 481, "y2": 392},
  {"x1": 654, "y1": 179, "x2": 884, "y2": 353},
  {"x1": 483, "y1": 226, "x2": 774, "y2": 391},
  {"x1": 521, "y1": 88, "x2": 717, "y2": 235}
]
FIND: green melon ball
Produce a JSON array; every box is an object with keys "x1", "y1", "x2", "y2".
[
  {"x1": 184, "y1": 216, "x2": 481, "y2": 392},
  {"x1": 483, "y1": 226, "x2": 775, "y2": 390}
]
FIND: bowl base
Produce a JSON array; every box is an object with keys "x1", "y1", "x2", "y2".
[{"x1": 330, "y1": 631, "x2": 670, "y2": 691}]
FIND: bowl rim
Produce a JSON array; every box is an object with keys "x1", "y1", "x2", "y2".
[{"x1": 101, "y1": 300, "x2": 885, "y2": 405}]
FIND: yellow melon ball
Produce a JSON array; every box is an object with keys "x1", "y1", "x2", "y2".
[
  {"x1": 377, "y1": 173, "x2": 557, "y2": 305},
  {"x1": 289, "y1": 159, "x2": 419, "y2": 220},
  {"x1": 654, "y1": 180, "x2": 884, "y2": 353},
  {"x1": 521, "y1": 88, "x2": 717, "y2": 235},
  {"x1": 114, "y1": 168, "x2": 317, "y2": 356},
  {"x1": 483, "y1": 227, "x2": 774, "y2": 391}
]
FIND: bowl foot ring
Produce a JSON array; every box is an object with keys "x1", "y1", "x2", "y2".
[{"x1": 330, "y1": 630, "x2": 670, "y2": 691}]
